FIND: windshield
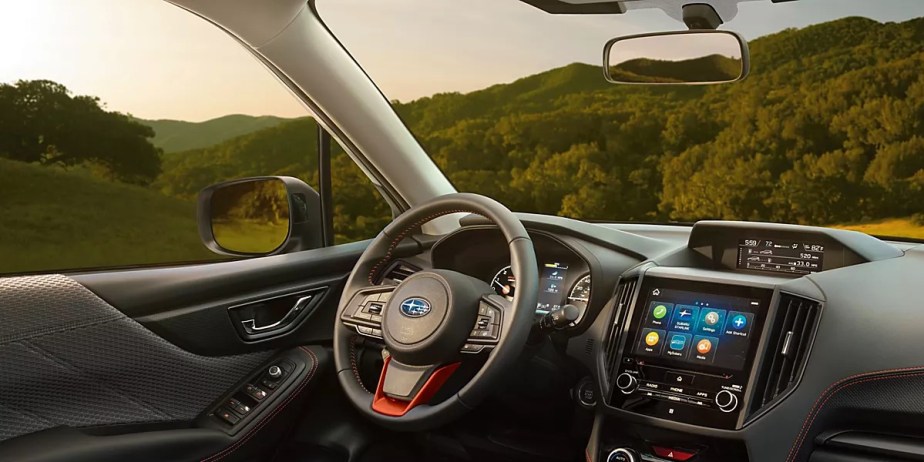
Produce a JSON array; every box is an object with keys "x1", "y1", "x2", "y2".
[{"x1": 320, "y1": 0, "x2": 924, "y2": 240}]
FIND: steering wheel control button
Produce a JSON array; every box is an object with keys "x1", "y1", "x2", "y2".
[
  {"x1": 469, "y1": 302, "x2": 503, "y2": 344},
  {"x1": 715, "y1": 390, "x2": 739, "y2": 413},
  {"x1": 244, "y1": 383, "x2": 268, "y2": 402},
  {"x1": 357, "y1": 325, "x2": 375, "y2": 336},
  {"x1": 616, "y1": 372, "x2": 638, "y2": 394},
  {"x1": 652, "y1": 446, "x2": 697, "y2": 461},
  {"x1": 607, "y1": 448, "x2": 639, "y2": 462},
  {"x1": 461, "y1": 343, "x2": 485, "y2": 354}
]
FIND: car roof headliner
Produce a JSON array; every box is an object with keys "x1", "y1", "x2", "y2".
[{"x1": 520, "y1": 0, "x2": 784, "y2": 23}]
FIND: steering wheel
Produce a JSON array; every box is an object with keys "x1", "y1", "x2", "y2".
[{"x1": 333, "y1": 193, "x2": 538, "y2": 430}]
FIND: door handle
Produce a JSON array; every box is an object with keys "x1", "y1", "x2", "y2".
[
  {"x1": 227, "y1": 288, "x2": 325, "y2": 340},
  {"x1": 240, "y1": 295, "x2": 314, "y2": 334}
]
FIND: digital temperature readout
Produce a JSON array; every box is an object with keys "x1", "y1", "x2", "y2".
[{"x1": 737, "y1": 239, "x2": 825, "y2": 275}]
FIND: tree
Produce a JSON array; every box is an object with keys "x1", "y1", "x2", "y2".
[{"x1": 0, "y1": 80, "x2": 162, "y2": 184}]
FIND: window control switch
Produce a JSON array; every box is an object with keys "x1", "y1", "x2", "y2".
[
  {"x1": 244, "y1": 383, "x2": 268, "y2": 401},
  {"x1": 228, "y1": 398, "x2": 251, "y2": 416},
  {"x1": 216, "y1": 407, "x2": 240, "y2": 425},
  {"x1": 261, "y1": 377, "x2": 280, "y2": 390}
]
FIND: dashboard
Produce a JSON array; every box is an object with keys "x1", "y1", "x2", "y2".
[
  {"x1": 430, "y1": 227, "x2": 603, "y2": 325},
  {"x1": 399, "y1": 215, "x2": 923, "y2": 462}
]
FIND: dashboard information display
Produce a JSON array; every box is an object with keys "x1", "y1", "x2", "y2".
[
  {"x1": 737, "y1": 239, "x2": 824, "y2": 275},
  {"x1": 536, "y1": 263, "x2": 568, "y2": 314}
]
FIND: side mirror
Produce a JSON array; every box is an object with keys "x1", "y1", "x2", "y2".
[
  {"x1": 197, "y1": 176, "x2": 323, "y2": 256},
  {"x1": 603, "y1": 30, "x2": 749, "y2": 85}
]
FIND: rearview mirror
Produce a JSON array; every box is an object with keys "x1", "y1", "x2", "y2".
[
  {"x1": 197, "y1": 176, "x2": 323, "y2": 256},
  {"x1": 604, "y1": 30, "x2": 749, "y2": 85}
]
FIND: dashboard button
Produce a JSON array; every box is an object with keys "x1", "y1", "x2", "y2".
[
  {"x1": 615, "y1": 373, "x2": 638, "y2": 394},
  {"x1": 640, "y1": 381, "x2": 661, "y2": 390},
  {"x1": 715, "y1": 390, "x2": 739, "y2": 413},
  {"x1": 607, "y1": 448, "x2": 638, "y2": 462},
  {"x1": 665, "y1": 371, "x2": 695, "y2": 386},
  {"x1": 652, "y1": 446, "x2": 696, "y2": 461},
  {"x1": 575, "y1": 378, "x2": 596, "y2": 407}
]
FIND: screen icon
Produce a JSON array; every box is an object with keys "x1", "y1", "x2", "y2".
[
  {"x1": 691, "y1": 335, "x2": 719, "y2": 364},
  {"x1": 664, "y1": 332, "x2": 692, "y2": 359},
  {"x1": 646, "y1": 302, "x2": 674, "y2": 328},
  {"x1": 696, "y1": 338, "x2": 712, "y2": 354},
  {"x1": 638, "y1": 328, "x2": 666, "y2": 356},
  {"x1": 730, "y1": 314, "x2": 747, "y2": 330},
  {"x1": 695, "y1": 308, "x2": 727, "y2": 335},
  {"x1": 653, "y1": 305, "x2": 669, "y2": 320},
  {"x1": 724, "y1": 311, "x2": 754, "y2": 337},
  {"x1": 668, "y1": 305, "x2": 699, "y2": 332}
]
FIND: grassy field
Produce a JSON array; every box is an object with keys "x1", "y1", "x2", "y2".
[
  {"x1": 834, "y1": 218, "x2": 924, "y2": 240},
  {"x1": 212, "y1": 219, "x2": 288, "y2": 254},
  {"x1": 0, "y1": 158, "x2": 223, "y2": 274},
  {"x1": 2, "y1": 157, "x2": 921, "y2": 275}
]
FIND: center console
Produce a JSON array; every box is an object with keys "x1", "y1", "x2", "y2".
[{"x1": 611, "y1": 276, "x2": 773, "y2": 430}]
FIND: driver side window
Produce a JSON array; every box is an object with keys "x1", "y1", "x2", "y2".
[{"x1": 0, "y1": 0, "x2": 389, "y2": 275}]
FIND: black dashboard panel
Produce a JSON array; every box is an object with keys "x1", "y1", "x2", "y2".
[
  {"x1": 381, "y1": 213, "x2": 922, "y2": 462},
  {"x1": 448, "y1": 215, "x2": 921, "y2": 462}
]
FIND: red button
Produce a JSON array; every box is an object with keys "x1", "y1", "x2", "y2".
[{"x1": 652, "y1": 446, "x2": 696, "y2": 461}]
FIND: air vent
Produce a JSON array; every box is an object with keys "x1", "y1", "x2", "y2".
[
  {"x1": 751, "y1": 293, "x2": 821, "y2": 414},
  {"x1": 381, "y1": 261, "x2": 420, "y2": 284},
  {"x1": 603, "y1": 278, "x2": 637, "y2": 390}
]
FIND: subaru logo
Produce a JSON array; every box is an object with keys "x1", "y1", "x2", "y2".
[{"x1": 400, "y1": 298, "x2": 431, "y2": 318}]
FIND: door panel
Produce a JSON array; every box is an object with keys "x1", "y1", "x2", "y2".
[
  {"x1": 0, "y1": 274, "x2": 273, "y2": 442},
  {"x1": 72, "y1": 241, "x2": 374, "y2": 356},
  {"x1": 0, "y1": 236, "x2": 419, "y2": 457}
]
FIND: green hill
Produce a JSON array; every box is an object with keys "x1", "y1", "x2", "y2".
[
  {"x1": 150, "y1": 16, "x2": 924, "y2": 241},
  {"x1": 608, "y1": 54, "x2": 743, "y2": 83},
  {"x1": 153, "y1": 117, "x2": 391, "y2": 243},
  {"x1": 0, "y1": 158, "x2": 220, "y2": 273},
  {"x1": 138, "y1": 114, "x2": 292, "y2": 153}
]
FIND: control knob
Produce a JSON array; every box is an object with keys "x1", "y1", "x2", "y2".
[
  {"x1": 715, "y1": 390, "x2": 739, "y2": 413},
  {"x1": 615, "y1": 372, "x2": 638, "y2": 395},
  {"x1": 268, "y1": 365, "x2": 283, "y2": 379},
  {"x1": 607, "y1": 447, "x2": 639, "y2": 462}
]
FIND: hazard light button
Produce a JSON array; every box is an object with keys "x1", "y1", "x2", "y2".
[{"x1": 652, "y1": 446, "x2": 696, "y2": 461}]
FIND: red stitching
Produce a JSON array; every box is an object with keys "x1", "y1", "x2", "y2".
[
  {"x1": 367, "y1": 209, "x2": 478, "y2": 284},
  {"x1": 585, "y1": 448, "x2": 592, "y2": 462},
  {"x1": 200, "y1": 347, "x2": 320, "y2": 462},
  {"x1": 786, "y1": 366, "x2": 924, "y2": 462},
  {"x1": 350, "y1": 337, "x2": 370, "y2": 393}
]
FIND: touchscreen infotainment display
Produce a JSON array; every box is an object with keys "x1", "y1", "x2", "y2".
[{"x1": 633, "y1": 283, "x2": 765, "y2": 371}]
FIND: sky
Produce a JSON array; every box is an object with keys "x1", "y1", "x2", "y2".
[{"x1": 1, "y1": 0, "x2": 922, "y2": 122}]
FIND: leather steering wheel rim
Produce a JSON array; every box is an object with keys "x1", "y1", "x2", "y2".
[{"x1": 332, "y1": 193, "x2": 538, "y2": 431}]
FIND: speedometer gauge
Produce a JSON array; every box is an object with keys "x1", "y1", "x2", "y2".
[
  {"x1": 568, "y1": 274, "x2": 591, "y2": 304},
  {"x1": 491, "y1": 266, "x2": 516, "y2": 300},
  {"x1": 566, "y1": 274, "x2": 591, "y2": 326}
]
